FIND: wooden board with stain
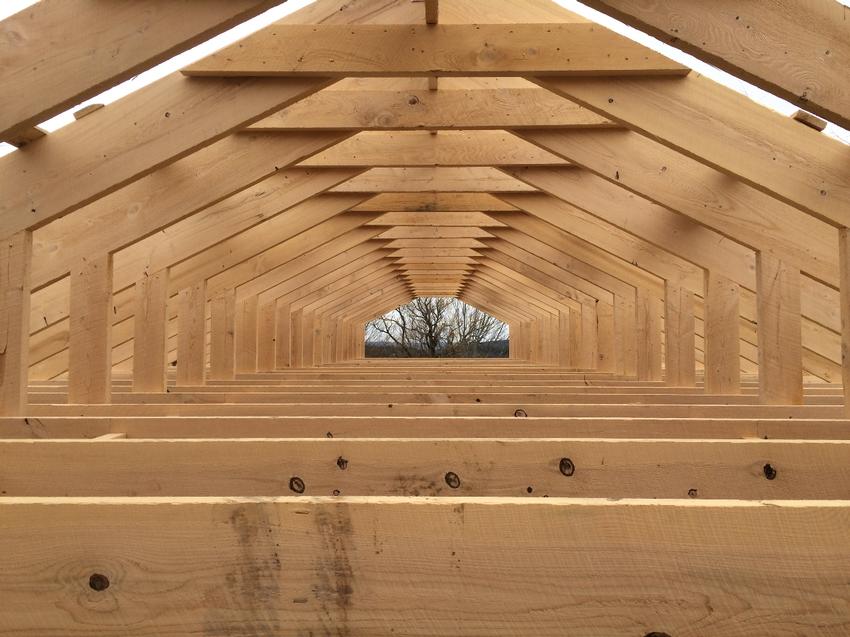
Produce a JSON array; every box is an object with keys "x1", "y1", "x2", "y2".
[{"x1": 1, "y1": 497, "x2": 850, "y2": 635}]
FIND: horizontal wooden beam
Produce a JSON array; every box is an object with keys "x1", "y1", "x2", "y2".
[
  {"x1": 352, "y1": 193, "x2": 519, "y2": 212},
  {"x1": 4, "y1": 412, "x2": 849, "y2": 438},
  {"x1": 183, "y1": 24, "x2": 689, "y2": 77},
  {"x1": 299, "y1": 131, "x2": 566, "y2": 167},
  {"x1": 1, "y1": 437, "x2": 845, "y2": 498},
  {"x1": 331, "y1": 168, "x2": 537, "y2": 193},
  {"x1": 251, "y1": 88, "x2": 614, "y2": 130},
  {"x1": 5, "y1": 498, "x2": 841, "y2": 633}
]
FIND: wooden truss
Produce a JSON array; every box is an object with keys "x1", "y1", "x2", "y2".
[{"x1": 1, "y1": 0, "x2": 850, "y2": 634}]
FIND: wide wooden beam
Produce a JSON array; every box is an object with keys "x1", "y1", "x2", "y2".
[
  {"x1": 67, "y1": 254, "x2": 113, "y2": 404},
  {"x1": 704, "y1": 271, "x2": 741, "y2": 394},
  {"x1": 664, "y1": 282, "x2": 696, "y2": 387},
  {"x1": 841, "y1": 228, "x2": 850, "y2": 416},
  {"x1": 0, "y1": 231, "x2": 31, "y2": 416},
  {"x1": 635, "y1": 287, "x2": 662, "y2": 381},
  {"x1": 4, "y1": 497, "x2": 847, "y2": 634},
  {"x1": 5, "y1": 437, "x2": 850, "y2": 498},
  {"x1": 332, "y1": 167, "x2": 536, "y2": 193},
  {"x1": 0, "y1": 0, "x2": 282, "y2": 141},
  {"x1": 132, "y1": 269, "x2": 169, "y2": 393},
  {"x1": 175, "y1": 281, "x2": 206, "y2": 386},
  {"x1": 579, "y1": 0, "x2": 850, "y2": 129},
  {"x1": 235, "y1": 296, "x2": 259, "y2": 374},
  {"x1": 251, "y1": 88, "x2": 613, "y2": 130},
  {"x1": 184, "y1": 24, "x2": 688, "y2": 77},
  {"x1": 301, "y1": 130, "x2": 565, "y2": 167},
  {"x1": 757, "y1": 253, "x2": 803, "y2": 404},
  {"x1": 353, "y1": 193, "x2": 518, "y2": 212},
  {"x1": 209, "y1": 290, "x2": 236, "y2": 381}
]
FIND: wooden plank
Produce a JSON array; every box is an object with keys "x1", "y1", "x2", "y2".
[
  {"x1": 840, "y1": 228, "x2": 850, "y2": 417},
  {"x1": 379, "y1": 227, "x2": 492, "y2": 239},
  {"x1": 614, "y1": 294, "x2": 637, "y2": 377},
  {"x1": 251, "y1": 88, "x2": 614, "y2": 130},
  {"x1": 235, "y1": 296, "x2": 259, "y2": 374},
  {"x1": 579, "y1": 0, "x2": 850, "y2": 129},
  {"x1": 209, "y1": 290, "x2": 236, "y2": 381},
  {"x1": 538, "y1": 75, "x2": 850, "y2": 227},
  {"x1": 175, "y1": 281, "x2": 206, "y2": 386},
  {"x1": 5, "y1": 125, "x2": 46, "y2": 148},
  {"x1": 132, "y1": 269, "x2": 168, "y2": 393},
  {"x1": 2, "y1": 497, "x2": 850, "y2": 635},
  {"x1": 0, "y1": 75, "x2": 332, "y2": 237},
  {"x1": 635, "y1": 287, "x2": 662, "y2": 381},
  {"x1": 352, "y1": 193, "x2": 518, "y2": 212},
  {"x1": 257, "y1": 302, "x2": 277, "y2": 372},
  {"x1": 184, "y1": 24, "x2": 688, "y2": 77},
  {"x1": 757, "y1": 253, "x2": 803, "y2": 405},
  {"x1": 3, "y1": 437, "x2": 850, "y2": 499},
  {"x1": 67, "y1": 254, "x2": 112, "y2": 404},
  {"x1": 0, "y1": 231, "x2": 32, "y2": 416},
  {"x1": 425, "y1": 0, "x2": 439, "y2": 24},
  {"x1": 664, "y1": 282, "x2": 695, "y2": 387},
  {"x1": 331, "y1": 167, "x2": 537, "y2": 193},
  {"x1": 275, "y1": 301, "x2": 292, "y2": 369},
  {"x1": 6, "y1": 412, "x2": 850, "y2": 438},
  {"x1": 0, "y1": 0, "x2": 282, "y2": 140},
  {"x1": 299, "y1": 130, "x2": 566, "y2": 167},
  {"x1": 704, "y1": 271, "x2": 741, "y2": 394}
]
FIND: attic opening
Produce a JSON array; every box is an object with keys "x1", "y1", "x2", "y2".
[{"x1": 366, "y1": 297, "x2": 508, "y2": 358}]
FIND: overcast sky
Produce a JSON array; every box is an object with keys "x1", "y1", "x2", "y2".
[{"x1": 1, "y1": 0, "x2": 848, "y2": 159}]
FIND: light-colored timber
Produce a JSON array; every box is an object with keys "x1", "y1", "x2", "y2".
[{"x1": 1, "y1": 0, "x2": 848, "y2": 633}]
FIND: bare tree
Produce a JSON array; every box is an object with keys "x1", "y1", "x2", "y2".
[{"x1": 366, "y1": 297, "x2": 507, "y2": 357}]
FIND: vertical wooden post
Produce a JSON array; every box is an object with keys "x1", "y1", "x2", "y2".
[
  {"x1": 664, "y1": 281, "x2": 696, "y2": 387},
  {"x1": 596, "y1": 301, "x2": 616, "y2": 372},
  {"x1": 704, "y1": 270, "x2": 741, "y2": 394},
  {"x1": 635, "y1": 288, "x2": 663, "y2": 381},
  {"x1": 579, "y1": 300, "x2": 597, "y2": 369},
  {"x1": 568, "y1": 309, "x2": 581, "y2": 367},
  {"x1": 275, "y1": 300, "x2": 291, "y2": 368},
  {"x1": 68, "y1": 253, "x2": 113, "y2": 404},
  {"x1": 356, "y1": 321, "x2": 365, "y2": 359},
  {"x1": 558, "y1": 310, "x2": 571, "y2": 367},
  {"x1": 756, "y1": 252, "x2": 803, "y2": 404},
  {"x1": 615, "y1": 293, "x2": 637, "y2": 377},
  {"x1": 839, "y1": 228, "x2": 850, "y2": 416},
  {"x1": 132, "y1": 269, "x2": 169, "y2": 392},
  {"x1": 235, "y1": 295, "x2": 258, "y2": 374},
  {"x1": 257, "y1": 301, "x2": 277, "y2": 372},
  {"x1": 303, "y1": 310, "x2": 316, "y2": 367},
  {"x1": 0, "y1": 231, "x2": 32, "y2": 416},
  {"x1": 209, "y1": 289, "x2": 236, "y2": 380},
  {"x1": 176, "y1": 280, "x2": 206, "y2": 386},
  {"x1": 291, "y1": 309, "x2": 304, "y2": 368}
]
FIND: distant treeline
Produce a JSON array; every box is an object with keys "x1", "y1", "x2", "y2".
[{"x1": 365, "y1": 339, "x2": 509, "y2": 358}]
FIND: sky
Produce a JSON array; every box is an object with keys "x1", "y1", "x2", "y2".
[{"x1": 1, "y1": 0, "x2": 848, "y2": 159}]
